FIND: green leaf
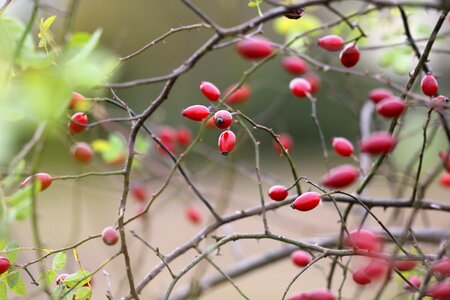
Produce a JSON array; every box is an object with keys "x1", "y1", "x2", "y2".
[
  {"x1": 38, "y1": 16, "x2": 57, "y2": 49},
  {"x1": 39, "y1": 270, "x2": 55, "y2": 288},
  {"x1": 9, "y1": 272, "x2": 26, "y2": 295},
  {"x1": 66, "y1": 29, "x2": 102, "y2": 65},
  {"x1": 52, "y1": 284, "x2": 64, "y2": 300},
  {"x1": 75, "y1": 287, "x2": 92, "y2": 300},
  {"x1": 135, "y1": 134, "x2": 150, "y2": 154},
  {"x1": 3, "y1": 241, "x2": 19, "y2": 264},
  {"x1": 5, "y1": 267, "x2": 19, "y2": 288},
  {"x1": 0, "y1": 282, "x2": 7, "y2": 300},
  {"x1": 52, "y1": 252, "x2": 66, "y2": 271},
  {"x1": 64, "y1": 270, "x2": 91, "y2": 288},
  {"x1": 9, "y1": 199, "x2": 32, "y2": 221},
  {"x1": 2, "y1": 160, "x2": 25, "y2": 190}
]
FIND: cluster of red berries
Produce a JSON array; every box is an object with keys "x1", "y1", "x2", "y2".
[
  {"x1": 156, "y1": 126, "x2": 192, "y2": 155},
  {"x1": 317, "y1": 35, "x2": 360, "y2": 68}
]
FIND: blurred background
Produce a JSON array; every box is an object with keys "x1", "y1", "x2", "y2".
[{"x1": 1, "y1": 1, "x2": 450, "y2": 299}]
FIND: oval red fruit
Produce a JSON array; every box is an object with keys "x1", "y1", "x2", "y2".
[
  {"x1": 289, "y1": 78, "x2": 312, "y2": 98},
  {"x1": 236, "y1": 37, "x2": 273, "y2": 60},
  {"x1": 288, "y1": 289, "x2": 336, "y2": 300},
  {"x1": 176, "y1": 128, "x2": 192, "y2": 147},
  {"x1": 268, "y1": 185, "x2": 289, "y2": 201},
  {"x1": 431, "y1": 258, "x2": 450, "y2": 276},
  {"x1": 130, "y1": 182, "x2": 147, "y2": 202},
  {"x1": 304, "y1": 73, "x2": 321, "y2": 95},
  {"x1": 405, "y1": 275, "x2": 421, "y2": 291},
  {"x1": 364, "y1": 258, "x2": 390, "y2": 279},
  {"x1": 68, "y1": 112, "x2": 88, "y2": 134},
  {"x1": 340, "y1": 44, "x2": 360, "y2": 68},
  {"x1": 368, "y1": 88, "x2": 393, "y2": 104},
  {"x1": 322, "y1": 165, "x2": 359, "y2": 188},
  {"x1": 20, "y1": 173, "x2": 53, "y2": 192},
  {"x1": 426, "y1": 279, "x2": 450, "y2": 299},
  {"x1": 71, "y1": 142, "x2": 93, "y2": 163},
  {"x1": 68, "y1": 92, "x2": 85, "y2": 110},
  {"x1": 291, "y1": 192, "x2": 321, "y2": 211},
  {"x1": 200, "y1": 81, "x2": 221, "y2": 101},
  {"x1": 225, "y1": 84, "x2": 251, "y2": 104},
  {"x1": 421, "y1": 73, "x2": 438, "y2": 96},
  {"x1": 0, "y1": 257, "x2": 11, "y2": 275},
  {"x1": 439, "y1": 151, "x2": 450, "y2": 172},
  {"x1": 360, "y1": 132, "x2": 396, "y2": 154},
  {"x1": 331, "y1": 137, "x2": 354, "y2": 157},
  {"x1": 102, "y1": 226, "x2": 119, "y2": 246},
  {"x1": 440, "y1": 173, "x2": 450, "y2": 187},
  {"x1": 181, "y1": 105, "x2": 210, "y2": 121},
  {"x1": 291, "y1": 250, "x2": 312, "y2": 267},
  {"x1": 394, "y1": 260, "x2": 416, "y2": 271},
  {"x1": 218, "y1": 130, "x2": 236, "y2": 156},
  {"x1": 273, "y1": 133, "x2": 294, "y2": 155},
  {"x1": 213, "y1": 110, "x2": 233, "y2": 130},
  {"x1": 345, "y1": 229, "x2": 380, "y2": 252},
  {"x1": 282, "y1": 56, "x2": 308, "y2": 75},
  {"x1": 317, "y1": 35, "x2": 344, "y2": 52},
  {"x1": 353, "y1": 268, "x2": 371, "y2": 285},
  {"x1": 376, "y1": 97, "x2": 406, "y2": 118},
  {"x1": 186, "y1": 206, "x2": 202, "y2": 224},
  {"x1": 157, "y1": 127, "x2": 177, "y2": 155}
]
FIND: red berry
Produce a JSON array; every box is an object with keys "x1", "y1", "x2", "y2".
[
  {"x1": 360, "y1": 132, "x2": 396, "y2": 154},
  {"x1": 102, "y1": 226, "x2": 119, "y2": 246},
  {"x1": 225, "y1": 84, "x2": 251, "y2": 104},
  {"x1": 431, "y1": 95, "x2": 449, "y2": 111},
  {"x1": 273, "y1": 133, "x2": 294, "y2": 155},
  {"x1": 213, "y1": 110, "x2": 233, "y2": 130},
  {"x1": 0, "y1": 257, "x2": 11, "y2": 275},
  {"x1": 439, "y1": 151, "x2": 450, "y2": 172},
  {"x1": 176, "y1": 127, "x2": 192, "y2": 147},
  {"x1": 55, "y1": 273, "x2": 69, "y2": 286},
  {"x1": 71, "y1": 142, "x2": 93, "y2": 163},
  {"x1": 352, "y1": 268, "x2": 371, "y2": 285},
  {"x1": 20, "y1": 173, "x2": 53, "y2": 192},
  {"x1": 331, "y1": 137, "x2": 354, "y2": 157},
  {"x1": 268, "y1": 185, "x2": 289, "y2": 201},
  {"x1": 288, "y1": 289, "x2": 336, "y2": 300},
  {"x1": 282, "y1": 56, "x2": 308, "y2": 75},
  {"x1": 322, "y1": 165, "x2": 359, "y2": 189},
  {"x1": 405, "y1": 275, "x2": 421, "y2": 291},
  {"x1": 289, "y1": 78, "x2": 312, "y2": 98},
  {"x1": 200, "y1": 81, "x2": 221, "y2": 102},
  {"x1": 426, "y1": 279, "x2": 450, "y2": 299},
  {"x1": 394, "y1": 260, "x2": 416, "y2": 271},
  {"x1": 291, "y1": 250, "x2": 312, "y2": 267},
  {"x1": 340, "y1": 44, "x2": 360, "y2": 68},
  {"x1": 440, "y1": 173, "x2": 450, "y2": 187},
  {"x1": 364, "y1": 258, "x2": 390, "y2": 279},
  {"x1": 218, "y1": 130, "x2": 236, "y2": 156},
  {"x1": 68, "y1": 92, "x2": 85, "y2": 110},
  {"x1": 236, "y1": 37, "x2": 273, "y2": 60},
  {"x1": 304, "y1": 73, "x2": 321, "y2": 95},
  {"x1": 157, "y1": 127, "x2": 177, "y2": 155},
  {"x1": 431, "y1": 258, "x2": 450, "y2": 276},
  {"x1": 291, "y1": 192, "x2": 321, "y2": 211},
  {"x1": 368, "y1": 88, "x2": 393, "y2": 104},
  {"x1": 345, "y1": 229, "x2": 381, "y2": 252},
  {"x1": 317, "y1": 35, "x2": 344, "y2": 52},
  {"x1": 68, "y1": 112, "x2": 88, "y2": 135},
  {"x1": 421, "y1": 73, "x2": 438, "y2": 96},
  {"x1": 186, "y1": 206, "x2": 202, "y2": 224},
  {"x1": 181, "y1": 105, "x2": 210, "y2": 121},
  {"x1": 130, "y1": 182, "x2": 147, "y2": 202},
  {"x1": 376, "y1": 97, "x2": 406, "y2": 118}
]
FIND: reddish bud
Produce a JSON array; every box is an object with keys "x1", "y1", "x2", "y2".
[
  {"x1": 186, "y1": 206, "x2": 202, "y2": 224},
  {"x1": 340, "y1": 44, "x2": 360, "y2": 68},
  {"x1": 352, "y1": 268, "x2": 371, "y2": 285},
  {"x1": 291, "y1": 192, "x2": 321, "y2": 211},
  {"x1": 55, "y1": 273, "x2": 69, "y2": 286},
  {"x1": 376, "y1": 97, "x2": 406, "y2": 118},
  {"x1": 200, "y1": 81, "x2": 221, "y2": 101},
  {"x1": 0, "y1": 257, "x2": 11, "y2": 275},
  {"x1": 291, "y1": 250, "x2": 312, "y2": 267},
  {"x1": 102, "y1": 226, "x2": 119, "y2": 246},
  {"x1": 268, "y1": 185, "x2": 289, "y2": 201},
  {"x1": 225, "y1": 84, "x2": 251, "y2": 104},
  {"x1": 218, "y1": 130, "x2": 236, "y2": 155},
  {"x1": 322, "y1": 165, "x2": 359, "y2": 189},
  {"x1": 345, "y1": 229, "x2": 381, "y2": 252},
  {"x1": 368, "y1": 88, "x2": 393, "y2": 104},
  {"x1": 360, "y1": 132, "x2": 396, "y2": 154},
  {"x1": 440, "y1": 173, "x2": 450, "y2": 187},
  {"x1": 181, "y1": 105, "x2": 210, "y2": 121},
  {"x1": 213, "y1": 110, "x2": 233, "y2": 130},
  {"x1": 331, "y1": 137, "x2": 354, "y2": 157},
  {"x1": 289, "y1": 78, "x2": 312, "y2": 98},
  {"x1": 431, "y1": 258, "x2": 450, "y2": 276},
  {"x1": 421, "y1": 73, "x2": 439, "y2": 96},
  {"x1": 394, "y1": 260, "x2": 416, "y2": 271},
  {"x1": 68, "y1": 92, "x2": 85, "y2": 110},
  {"x1": 405, "y1": 275, "x2": 421, "y2": 291},
  {"x1": 236, "y1": 37, "x2": 273, "y2": 60},
  {"x1": 68, "y1": 112, "x2": 88, "y2": 135},
  {"x1": 20, "y1": 173, "x2": 53, "y2": 192},
  {"x1": 317, "y1": 35, "x2": 344, "y2": 52},
  {"x1": 282, "y1": 56, "x2": 308, "y2": 75},
  {"x1": 71, "y1": 142, "x2": 93, "y2": 163},
  {"x1": 176, "y1": 128, "x2": 192, "y2": 147},
  {"x1": 274, "y1": 133, "x2": 294, "y2": 155}
]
